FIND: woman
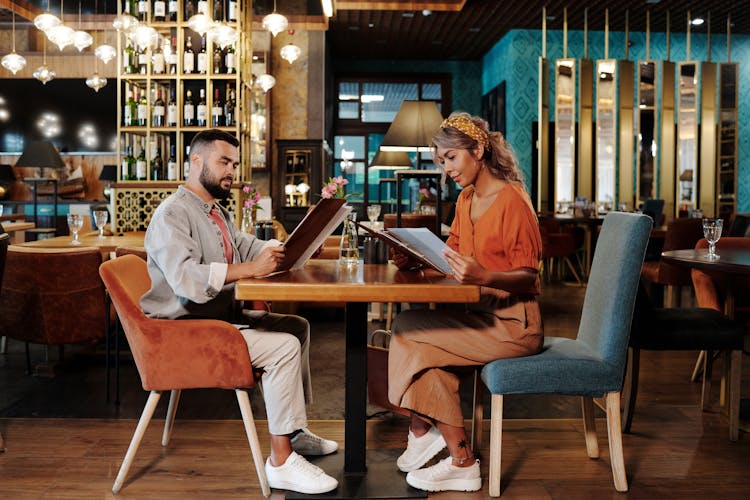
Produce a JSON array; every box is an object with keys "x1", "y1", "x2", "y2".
[{"x1": 388, "y1": 112, "x2": 543, "y2": 492}]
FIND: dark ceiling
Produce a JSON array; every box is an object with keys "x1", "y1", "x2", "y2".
[{"x1": 2, "y1": 1, "x2": 749, "y2": 60}]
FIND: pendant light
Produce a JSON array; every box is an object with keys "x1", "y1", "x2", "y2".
[
  {"x1": 34, "y1": 0, "x2": 62, "y2": 33},
  {"x1": 34, "y1": 37, "x2": 56, "y2": 84},
  {"x1": 48, "y1": 0, "x2": 76, "y2": 50},
  {"x1": 86, "y1": 30, "x2": 107, "y2": 92},
  {"x1": 256, "y1": 74, "x2": 276, "y2": 93},
  {"x1": 209, "y1": 23, "x2": 239, "y2": 48},
  {"x1": 73, "y1": 1, "x2": 93, "y2": 52},
  {"x1": 280, "y1": 43, "x2": 301, "y2": 64},
  {"x1": 262, "y1": 0, "x2": 288, "y2": 37},
  {"x1": 188, "y1": 13, "x2": 215, "y2": 36},
  {"x1": 2, "y1": 10, "x2": 27, "y2": 75}
]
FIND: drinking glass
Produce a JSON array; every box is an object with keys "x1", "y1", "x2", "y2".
[
  {"x1": 67, "y1": 214, "x2": 83, "y2": 245},
  {"x1": 367, "y1": 204, "x2": 381, "y2": 223},
  {"x1": 702, "y1": 218, "x2": 723, "y2": 260},
  {"x1": 93, "y1": 209, "x2": 109, "y2": 239}
]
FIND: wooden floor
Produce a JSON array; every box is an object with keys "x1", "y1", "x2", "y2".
[{"x1": 1, "y1": 281, "x2": 750, "y2": 498}]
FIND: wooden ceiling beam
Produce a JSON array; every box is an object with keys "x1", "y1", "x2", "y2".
[
  {"x1": 0, "y1": 0, "x2": 43, "y2": 22},
  {"x1": 336, "y1": 1, "x2": 466, "y2": 12}
]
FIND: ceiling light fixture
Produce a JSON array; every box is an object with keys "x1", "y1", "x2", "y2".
[
  {"x1": 95, "y1": 44, "x2": 117, "y2": 63},
  {"x1": 209, "y1": 23, "x2": 239, "y2": 48},
  {"x1": 2, "y1": 10, "x2": 27, "y2": 75},
  {"x1": 34, "y1": 37, "x2": 56, "y2": 84},
  {"x1": 86, "y1": 0, "x2": 107, "y2": 92},
  {"x1": 691, "y1": 17, "x2": 705, "y2": 26},
  {"x1": 321, "y1": 0, "x2": 334, "y2": 18},
  {"x1": 131, "y1": 25, "x2": 160, "y2": 51},
  {"x1": 263, "y1": 0, "x2": 288, "y2": 37},
  {"x1": 73, "y1": 2, "x2": 93, "y2": 51},
  {"x1": 280, "y1": 43, "x2": 301, "y2": 64},
  {"x1": 34, "y1": 0, "x2": 61, "y2": 32},
  {"x1": 47, "y1": 0, "x2": 75, "y2": 51},
  {"x1": 256, "y1": 73, "x2": 276, "y2": 92},
  {"x1": 188, "y1": 13, "x2": 215, "y2": 36}
]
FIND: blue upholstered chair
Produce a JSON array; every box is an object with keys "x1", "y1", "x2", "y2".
[{"x1": 478, "y1": 212, "x2": 653, "y2": 496}]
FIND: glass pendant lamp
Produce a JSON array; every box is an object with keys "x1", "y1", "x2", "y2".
[{"x1": 1, "y1": 10, "x2": 27, "y2": 75}]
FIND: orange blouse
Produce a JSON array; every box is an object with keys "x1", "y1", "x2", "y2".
[{"x1": 446, "y1": 183, "x2": 542, "y2": 294}]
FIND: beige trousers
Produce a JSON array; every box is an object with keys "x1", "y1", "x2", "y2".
[{"x1": 388, "y1": 300, "x2": 543, "y2": 427}]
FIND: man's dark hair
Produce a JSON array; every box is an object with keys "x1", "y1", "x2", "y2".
[{"x1": 189, "y1": 129, "x2": 239, "y2": 154}]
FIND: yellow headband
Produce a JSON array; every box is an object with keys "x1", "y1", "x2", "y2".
[{"x1": 441, "y1": 116, "x2": 490, "y2": 150}]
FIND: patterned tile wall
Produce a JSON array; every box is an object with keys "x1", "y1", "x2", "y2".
[{"x1": 483, "y1": 29, "x2": 749, "y2": 212}]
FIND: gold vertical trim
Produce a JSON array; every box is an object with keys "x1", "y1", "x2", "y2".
[
  {"x1": 700, "y1": 62, "x2": 717, "y2": 216},
  {"x1": 604, "y1": 9, "x2": 609, "y2": 59},
  {"x1": 619, "y1": 61, "x2": 635, "y2": 210},
  {"x1": 538, "y1": 57, "x2": 550, "y2": 211},
  {"x1": 659, "y1": 61, "x2": 676, "y2": 220},
  {"x1": 646, "y1": 10, "x2": 650, "y2": 60},
  {"x1": 578, "y1": 59, "x2": 594, "y2": 201}
]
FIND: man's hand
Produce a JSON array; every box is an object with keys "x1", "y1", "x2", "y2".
[{"x1": 249, "y1": 245, "x2": 285, "y2": 277}]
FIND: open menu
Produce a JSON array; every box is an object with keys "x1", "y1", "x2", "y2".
[
  {"x1": 278, "y1": 198, "x2": 351, "y2": 271},
  {"x1": 357, "y1": 223, "x2": 454, "y2": 275}
]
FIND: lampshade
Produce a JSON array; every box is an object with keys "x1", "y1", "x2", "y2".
[
  {"x1": 99, "y1": 164, "x2": 117, "y2": 181},
  {"x1": 280, "y1": 43, "x2": 301, "y2": 64},
  {"x1": 16, "y1": 140, "x2": 65, "y2": 169},
  {"x1": 380, "y1": 101, "x2": 444, "y2": 152},
  {"x1": 369, "y1": 149, "x2": 412, "y2": 171}
]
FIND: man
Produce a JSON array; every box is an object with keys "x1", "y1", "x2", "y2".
[{"x1": 141, "y1": 129, "x2": 338, "y2": 495}]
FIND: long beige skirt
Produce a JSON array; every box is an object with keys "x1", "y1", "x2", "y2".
[{"x1": 388, "y1": 299, "x2": 543, "y2": 427}]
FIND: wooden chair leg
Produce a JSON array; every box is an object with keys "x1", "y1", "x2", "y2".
[
  {"x1": 236, "y1": 389, "x2": 271, "y2": 497},
  {"x1": 385, "y1": 302, "x2": 394, "y2": 332},
  {"x1": 563, "y1": 256, "x2": 583, "y2": 286},
  {"x1": 581, "y1": 397, "x2": 599, "y2": 458},
  {"x1": 162, "y1": 389, "x2": 181, "y2": 446},
  {"x1": 605, "y1": 392, "x2": 628, "y2": 492},
  {"x1": 691, "y1": 350, "x2": 706, "y2": 382},
  {"x1": 701, "y1": 350, "x2": 713, "y2": 411},
  {"x1": 621, "y1": 347, "x2": 640, "y2": 433},
  {"x1": 728, "y1": 350, "x2": 741, "y2": 442},
  {"x1": 112, "y1": 391, "x2": 162, "y2": 494},
  {"x1": 488, "y1": 394, "x2": 503, "y2": 497},
  {"x1": 471, "y1": 369, "x2": 483, "y2": 454}
]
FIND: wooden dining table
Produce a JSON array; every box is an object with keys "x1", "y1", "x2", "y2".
[
  {"x1": 17, "y1": 231, "x2": 145, "y2": 258},
  {"x1": 235, "y1": 259, "x2": 480, "y2": 499}
]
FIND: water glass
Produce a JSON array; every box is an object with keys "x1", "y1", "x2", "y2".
[
  {"x1": 367, "y1": 204, "x2": 381, "y2": 223},
  {"x1": 702, "y1": 218, "x2": 723, "y2": 260},
  {"x1": 93, "y1": 209, "x2": 109, "y2": 238},
  {"x1": 67, "y1": 214, "x2": 83, "y2": 245}
]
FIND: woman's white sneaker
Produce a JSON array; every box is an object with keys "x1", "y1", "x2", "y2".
[
  {"x1": 265, "y1": 451, "x2": 338, "y2": 494},
  {"x1": 405, "y1": 456, "x2": 481, "y2": 492},
  {"x1": 396, "y1": 426, "x2": 447, "y2": 472}
]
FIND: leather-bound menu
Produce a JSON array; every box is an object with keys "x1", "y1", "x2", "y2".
[
  {"x1": 279, "y1": 198, "x2": 350, "y2": 271},
  {"x1": 357, "y1": 222, "x2": 453, "y2": 275}
]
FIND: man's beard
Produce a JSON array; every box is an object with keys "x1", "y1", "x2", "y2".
[{"x1": 200, "y1": 169, "x2": 232, "y2": 200}]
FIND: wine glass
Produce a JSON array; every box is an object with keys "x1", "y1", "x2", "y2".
[
  {"x1": 67, "y1": 214, "x2": 83, "y2": 245},
  {"x1": 93, "y1": 209, "x2": 109, "y2": 239},
  {"x1": 702, "y1": 218, "x2": 723, "y2": 260},
  {"x1": 367, "y1": 204, "x2": 381, "y2": 224}
]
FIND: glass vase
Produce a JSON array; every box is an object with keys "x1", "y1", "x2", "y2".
[
  {"x1": 241, "y1": 207, "x2": 255, "y2": 234},
  {"x1": 339, "y1": 211, "x2": 360, "y2": 266}
]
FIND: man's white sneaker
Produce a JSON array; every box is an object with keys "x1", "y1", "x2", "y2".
[
  {"x1": 405, "y1": 456, "x2": 481, "y2": 492},
  {"x1": 291, "y1": 428, "x2": 339, "y2": 456},
  {"x1": 396, "y1": 426, "x2": 447, "y2": 472},
  {"x1": 265, "y1": 451, "x2": 338, "y2": 494}
]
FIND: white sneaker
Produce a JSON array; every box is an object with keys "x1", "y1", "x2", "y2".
[
  {"x1": 265, "y1": 451, "x2": 338, "y2": 494},
  {"x1": 405, "y1": 456, "x2": 481, "y2": 492},
  {"x1": 396, "y1": 426, "x2": 447, "y2": 472},
  {"x1": 291, "y1": 428, "x2": 339, "y2": 456}
]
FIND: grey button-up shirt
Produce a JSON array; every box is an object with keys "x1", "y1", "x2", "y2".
[{"x1": 141, "y1": 185, "x2": 276, "y2": 320}]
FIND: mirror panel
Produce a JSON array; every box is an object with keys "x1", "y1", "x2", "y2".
[
  {"x1": 554, "y1": 59, "x2": 576, "y2": 213},
  {"x1": 676, "y1": 62, "x2": 698, "y2": 213},
  {"x1": 637, "y1": 61, "x2": 657, "y2": 205},
  {"x1": 595, "y1": 59, "x2": 617, "y2": 213},
  {"x1": 717, "y1": 62, "x2": 738, "y2": 219}
]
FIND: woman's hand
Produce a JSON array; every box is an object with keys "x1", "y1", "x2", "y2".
[{"x1": 444, "y1": 250, "x2": 486, "y2": 284}]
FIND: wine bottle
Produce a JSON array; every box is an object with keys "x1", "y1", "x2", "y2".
[
  {"x1": 228, "y1": 0, "x2": 237, "y2": 22},
  {"x1": 184, "y1": 145, "x2": 191, "y2": 179},
  {"x1": 197, "y1": 88, "x2": 208, "y2": 127},
  {"x1": 121, "y1": 145, "x2": 135, "y2": 180},
  {"x1": 128, "y1": 0, "x2": 138, "y2": 17},
  {"x1": 185, "y1": 0, "x2": 195, "y2": 18},
  {"x1": 183, "y1": 35, "x2": 195, "y2": 74},
  {"x1": 137, "y1": 46, "x2": 148, "y2": 74},
  {"x1": 224, "y1": 43, "x2": 236, "y2": 74},
  {"x1": 151, "y1": 147, "x2": 164, "y2": 181},
  {"x1": 152, "y1": 88, "x2": 165, "y2": 127},
  {"x1": 224, "y1": 86, "x2": 236, "y2": 127},
  {"x1": 168, "y1": 0, "x2": 178, "y2": 21},
  {"x1": 153, "y1": 0, "x2": 165, "y2": 21},
  {"x1": 183, "y1": 89, "x2": 195, "y2": 126},
  {"x1": 124, "y1": 89, "x2": 137, "y2": 126},
  {"x1": 211, "y1": 88, "x2": 224, "y2": 127},
  {"x1": 212, "y1": 43, "x2": 223, "y2": 74},
  {"x1": 213, "y1": 0, "x2": 223, "y2": 21},
  {"x1": 166, "y1": 86, "x2": 177, "y2": 127},
  {"x1": 137, "y1": 90, "x2": 148, "y2": 126},
  {"x1": 197, "y1": 36, "x2": 207, "y2": 74},
  {"x1": 152, "y1": 41, "x2": 165, "y2": 74},
  {"x1": 167, "y1": 36, "x2": 177, "y2": 74},
  {"x1": 137, "y1": 0, "x2": 149, "y2": 21},
  {"x1": 136, "y1": 141, "x2": 147, "y2": 180},
  {"x1": 123, "y1": 38, "x2": 136, "y2": 74},
  {"x1": 197, "y1": 0, "x2": 208, "y2": 15},
  {"x1": 167, "y1": 144, "x2": 177, "y2": 181}
]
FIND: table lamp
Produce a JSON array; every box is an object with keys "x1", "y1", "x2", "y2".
[
  {"x1": 369, "y1": 149, "x2": 412, "y2": 171},
  {"x1": 15, "y1": 140, "x2": 65, "y2": 173},
  {"x1": 99, "y1": 164, "x2": 117, "y2": 200}
]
